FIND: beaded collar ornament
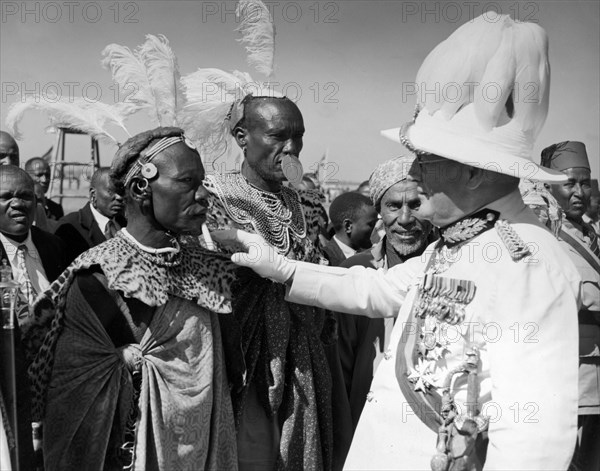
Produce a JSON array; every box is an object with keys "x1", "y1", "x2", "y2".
[{"x1": 206, "y1": 172, "x2": 306, "y2": 255}]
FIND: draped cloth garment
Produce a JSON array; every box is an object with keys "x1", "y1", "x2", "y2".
[
  {"x1": 23, "y1": 232, "x2": 238, "y2": 470},
  {"x1": 43, "y1": 279, "x2": 236, "y2": 470}
]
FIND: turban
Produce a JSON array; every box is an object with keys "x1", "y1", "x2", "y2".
[
  {"x1": 540, "y1": 141, "x2": 590, "y2": 172},
  {"x1": 369, "y1": 155, "x2": 417, "y2": 207}
]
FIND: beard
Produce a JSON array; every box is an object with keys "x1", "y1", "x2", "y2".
[{"x1": 388, "y1": 232, "x2": 428, "y2": 256}]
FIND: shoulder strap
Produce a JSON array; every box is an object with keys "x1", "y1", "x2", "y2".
[{"x1": 560, "y1": 228, "x2": 600, "y2": 274}]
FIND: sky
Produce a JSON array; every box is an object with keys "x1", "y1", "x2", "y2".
[{"x1": 1, "y1": 0, "x2": 599, "y2": 184}]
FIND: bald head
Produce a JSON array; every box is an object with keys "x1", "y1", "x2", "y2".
[
  {"x1": 0, "y1": 131, "x2": 20, "y2": 166},
  {"x1": 91, "y1": 167, "x2": 111, "y2": 189},
  {"x1": 90, "y1": 167, "x2": 124, "y2": 218},
  {"x1": 25, "y1": 157, "x2": 51, "y2": 193},
  {"x1": 0, "y1": 165, "x2": 34, "y2": 189}
]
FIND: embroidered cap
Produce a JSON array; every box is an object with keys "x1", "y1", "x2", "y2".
[{"x1": 369, "y1": 155, "x2": 418, "y2": 207}]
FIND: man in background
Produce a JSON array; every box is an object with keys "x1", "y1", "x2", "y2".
[
  {"x1": 0, "y1": 165, "x2": 68, "y2": 470},
  {"x1": 328, "y1": 156, "x2": 434, "y2": 468},
  {"x1": 0, "y1": 131, "x2": 19, "y2": 166},
  {"x1": 25, "y1": 157, "x2": 64, "y2": 222},
  {"x1": 542, "y1": 141, "x2": 599, "y2": 258},
  {"x1": 541, "y1": 142, "x2": 600, "y2": 470},
  {"x1": 54, "y1": 167, "x2": 125, "y2": 263},
  {"x1": 323, "y1": 192, "x2": 378, "y2": 266}
]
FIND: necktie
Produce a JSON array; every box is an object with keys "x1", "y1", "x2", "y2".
[
  {"x1": 16, "y1": 245, "x2": 37, "y2": 306},
  {"x1": 104, "y1": 218, "x2": 121, "y2": 240}
]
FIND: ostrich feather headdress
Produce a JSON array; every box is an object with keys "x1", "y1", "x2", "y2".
[
  {"x1": 102, "y1": 33, "x2": 184, "y2": 128},
  {"x1": 5, "y1": 96, "x2": 136, "y2": 144},
  {"x1": 5, "y1": 33, "x2": 182, "y2": 146},
  {"x1": 180, "y1": 0, "x2": 280, "y2": 171},
  {"x1": 382, "y1": 13, "x2": 566, "y2": 183}
]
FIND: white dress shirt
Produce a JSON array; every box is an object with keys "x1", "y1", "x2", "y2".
[
  {"x1": 333, "y1": 235, "x2": 357, "y2": 259},
  {"x1": 90, "y1": 203, "x2": 110, "y2": 236},
  {"x1": 0, "y1": 231, "x2": 50, "y2": 300}
]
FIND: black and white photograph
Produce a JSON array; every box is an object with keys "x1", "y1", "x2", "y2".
[{"x1": 1, "y1": 1, "x2": 599, "y2": 470}]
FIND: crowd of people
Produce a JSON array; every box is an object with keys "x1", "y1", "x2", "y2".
[{"x1": 1, "y1": 9, "x2": 599, "y2": 471}]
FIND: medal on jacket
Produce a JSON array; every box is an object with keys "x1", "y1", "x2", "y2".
[{"x1": 412, "y1": 273, "x2": 476, "y2": 325}]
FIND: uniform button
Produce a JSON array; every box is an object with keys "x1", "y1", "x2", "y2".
[
  {"x1": 383, "y1": 349, "x2": 392, "y2": 360},
  {"x1": 366, "y1": 391, "x2": 374, "y2": 402}
]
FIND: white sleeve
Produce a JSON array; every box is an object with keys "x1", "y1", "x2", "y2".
[
  {"x1": 286, "y1": 257, "x2": 423, "y2": 318},
  {"x1": 483, "y1": 260, "x2": 580, "y2": 470}
]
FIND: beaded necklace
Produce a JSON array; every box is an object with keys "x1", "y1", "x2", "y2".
[{"x1": 206, "y1": 172, "x2": 307, "y2": 254}]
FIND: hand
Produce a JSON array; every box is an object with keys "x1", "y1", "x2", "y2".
[{"x1": 211, "y1": 229, "x2": 297, "y2": 284}]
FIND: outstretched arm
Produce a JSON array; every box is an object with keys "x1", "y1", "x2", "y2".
[{"x1": 213, "y1": 229, "x2": 424, "y2": 318}]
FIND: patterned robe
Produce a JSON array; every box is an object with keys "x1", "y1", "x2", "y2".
[
  {"x1": 23, "y1": 232, "x2": 238, "y2": 470},
  {"x1": 204, "y1": 172, "x2": 333, "y2": 471}
]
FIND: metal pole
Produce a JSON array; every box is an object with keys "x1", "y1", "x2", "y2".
[
  {"x1": 0, "y1": 280, "x2": 20, "y2": 471},
  {"x1": 47, "y1": 131, "x2": 62, "y2": 201},
  {"x1": 59, "y1": 130, "x2": 65, "y2": 207}
]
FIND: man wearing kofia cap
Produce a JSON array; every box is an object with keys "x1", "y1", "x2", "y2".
[{"x1": 541, "y1": 140, "x2": 600, "y2": 470}]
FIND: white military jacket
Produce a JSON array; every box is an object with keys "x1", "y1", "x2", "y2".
[{"x1": 287, "y1": 190, "x2": 581, "y2": 470}]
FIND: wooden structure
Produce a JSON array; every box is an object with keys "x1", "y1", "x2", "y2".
[{"x1": 47, "y1": 128, "x2": 100, "y2": 206}]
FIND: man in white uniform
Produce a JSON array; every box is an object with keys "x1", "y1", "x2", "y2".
[{"x1": 215, "y1": 13, "x2": 582, "y2": 471}]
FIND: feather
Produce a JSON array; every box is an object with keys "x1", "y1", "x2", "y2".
[
  {"x1": 511, "y1": 22, "x2": 550, "y2": 138},
  {"x1": 101, "y1": 43, "x2": 158, "y2": 122},
  {"x1": 236, "y1": 0, "x2": 275, "y2": 78},
  {"x1": 102, "y1": 34, "x2": 183, "y2": 127},
  {"x1": 475, "y1": 22, "x2": 516, "y2": 130},
  {"x1": 138, "y1": 34, "x2": 183, "y2": 126},
  {"x1": 416, "y1": 15, "x2": 503, "y2": 116},
  {"x1": 5, "y1": 96, "x2": 134, "y2": 143},
  {"x1": 414, "y1": 14, "x2": 548, "y2": 136}
]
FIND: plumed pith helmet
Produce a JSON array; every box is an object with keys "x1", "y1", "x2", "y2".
[{"x1": 382, "y1": 13, "x2": 566, "y2": 183}]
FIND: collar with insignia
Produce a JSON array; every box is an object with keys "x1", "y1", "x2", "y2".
[{"x1": 439, "y1": 208, "x2": 500, "y2": 247}]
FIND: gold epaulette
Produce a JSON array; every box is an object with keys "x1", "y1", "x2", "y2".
[{"x1": 494, "y1": 219, "x2": 531, "y2": 262}]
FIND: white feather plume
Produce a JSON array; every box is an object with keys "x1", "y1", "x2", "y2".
[
  {"x1": 414, "y1": 14, "x2": 549, "y2": 137},
  {"x1": 236, "y1": 0, "x2": 276, "y2": 78},
  {"x1": 101, "y1": 42, "x2": 156, "y2": 119},
  {"x1": 5, "y1": 96, "x2": 135, "y2": 143},
  {"x1": 102, "y1": 34, "x2": 183, "y2": 127},
  {"x1": 180, "y1": 66, "x2": 282, "y2": 168},
  {"x1": 138, "y1": 34, "x2": 183, "y2": 126},
  {"x1": 180, "y1": 68, "x2": 251, "y2": 167}
]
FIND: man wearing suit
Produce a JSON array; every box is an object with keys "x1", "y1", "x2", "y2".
[
  {"x1": 321, "y1": 191, "x2": 378, "y2": 470},
  {"x1": 0, "y1": 165, "x2": 68, "y2": 470},
  {"x1": 0, "y1": 165, "x2": 68, "y2": 317},
  {"x1": 54, "y1": 167, "x2": 125, "y2": 264},
  {"x1": 25, "y1": 157, "x2": 64, "y2": 222},
  {"x1": 323, "y1": 192, "x2": 378, "y2": 267}
]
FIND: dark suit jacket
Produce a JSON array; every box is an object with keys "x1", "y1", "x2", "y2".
[
  {"x1": 0, "y1": 226, "x2": 67, "y2": 470},
  {"x1": 321, "y1": 236, "x2": 354, "y2": 471},
  {"x1": 45, "y1": 198, "x2": 64, "y2": 221},
  {"x1": 0, "y1": 225, "x2": 68, "y2": 283},
  {"x1": 322, "y1": 237, "x2": 348, "y2": 267},
  {"x1": 54, "y1": 202, "x2": 106, "y2": 264}
]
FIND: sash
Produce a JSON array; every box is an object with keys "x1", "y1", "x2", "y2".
[
  {"x1": 395, "y1": 316, "x2": 443, "y2": 433},
  {"x1": 560, "y1": 227, "x2": 600, "y2": 274},
  {"x1": 394, "y1": 248, "x2": 444, "y2": 433}
]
